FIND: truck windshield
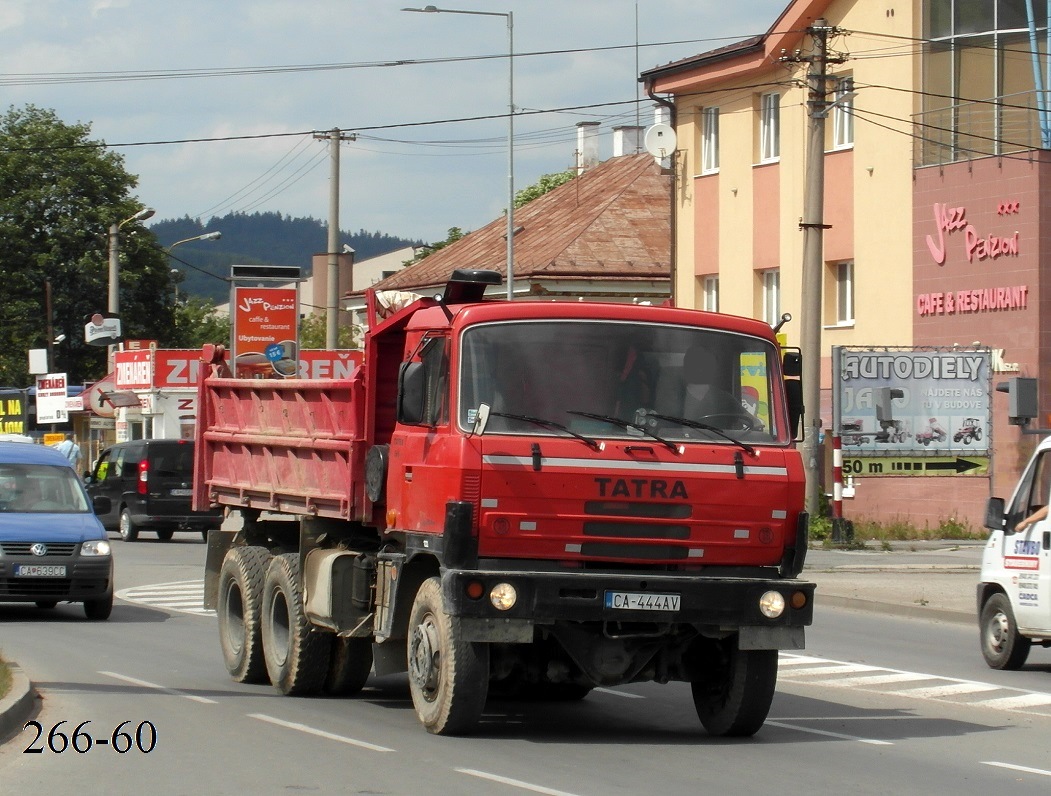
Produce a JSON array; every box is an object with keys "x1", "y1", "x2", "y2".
[{"x1": 459, "y1": 320, "x2": 787, "y2": 444}]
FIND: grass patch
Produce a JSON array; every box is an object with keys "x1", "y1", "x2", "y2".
[
  {"x1": 0, "y1": 653, "x2": 10, "y2": 701},
  {"x1": 810, "y1": 507, "x2": 986, "y2": 546}
]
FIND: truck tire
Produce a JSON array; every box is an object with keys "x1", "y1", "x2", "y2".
[
  {"x1": 980, "y1": 592, "x2": 1031, "y2": 670},
  {"x1": 262, "y1": 553, "x2": 332, "y2": 695},
  {"x1": 218, "y1": 545, "x2": 271, "y2": 683},
  {"x1": 407, "y1": 576, "x2": 489, "y2": 735},
  {"x1": 324, "y1": 636, "x2": 374, "y2": 696},
  {"x1": 119, "y1": 508, "x2": 139, "y2": 542},
  {"x1": 691, "y1": 644, "x2": 777, "y2": 737}
]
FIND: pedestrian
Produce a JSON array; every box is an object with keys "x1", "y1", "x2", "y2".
[{"x1": 53, "y1": 433, "x2": 82, "y2": 470}]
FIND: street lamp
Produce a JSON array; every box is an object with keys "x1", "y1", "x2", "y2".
[
  {"x1": 402, "y1": 5, "x2": 515, "y2": 300},
  {"x1": 165, "y1": 231, "x2": 222, "y2": 302},
  {"x1": 108, "y1": 207, "x2": 156, "y2": 316}
]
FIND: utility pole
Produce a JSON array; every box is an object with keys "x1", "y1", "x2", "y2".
[
  {"x1": 782, "y1": 19, "x2": 844, "y2": 516},
  {"x1": 314, "y1": 128, "x2": 356, "y2": 349}
]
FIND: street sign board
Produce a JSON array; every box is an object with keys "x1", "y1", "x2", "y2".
[{"x1": 841, "y1": 456, "x2": 989, "y2": 477}]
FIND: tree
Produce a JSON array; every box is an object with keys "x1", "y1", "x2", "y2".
[
  {"x1": 0, "y1": 105, "x2": 176, "y2": 387},
  {"x1": 170, "y1": 296, "x2": 231, "y2": 350},
  {"x1": 411, "y1": 227, "x2": 467, "y2": 262},
  {"x1": 298, "y1": 312, "x2": 361, "y2": 349},
  {"x1": 514, "y1": 170, "x2": 576, "y2": 208}
]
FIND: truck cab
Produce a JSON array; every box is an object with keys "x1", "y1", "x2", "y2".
[{"x1": 979, "y1": 435, "x2": 1051, "y2": 668}]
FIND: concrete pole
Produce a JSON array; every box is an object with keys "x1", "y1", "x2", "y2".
[
  {"x1": 799, "y1": 20, "x2": 832, "y2": 517},
  {"x1": 326, "y1": 128, "x2": 340, "y2": 350}
]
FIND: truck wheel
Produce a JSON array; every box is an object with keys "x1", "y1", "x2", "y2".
[
  {"x1": 262, "y1": 553, "x2": 332, "y2": 695},
  {"x1": 84, "y1": 592, "x2": 113, "y2": 621},
  {"x1": 980, "y1": 593, "x2": 1031, "y2": 670},
  {"x1": 218, "y1": 545, "x2": 271, "y2": 683},
  {"x1": 407, "y1": 576, "x2": 489, "y2": 735},
  {"x1": 691, "y1": 644, "x2": 777, "y2": 737},
  {"x1": 119, "y1": 508, "x2": 139, "y2": 542},
  {"x1": 325, "y1": 637, "x2": 374, "y2": 696}
]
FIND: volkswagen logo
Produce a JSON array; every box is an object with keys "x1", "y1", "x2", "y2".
[{"x1": 30, "y1": 543, "x2": 48, "y2": 557}]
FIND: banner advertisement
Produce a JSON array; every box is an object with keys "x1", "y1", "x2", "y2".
[
  {"x1": 232, "y1": 286, "x2": 298, "y2": 378},
  {"x1": 35, "y1": 373, "x2": 69, "y2": 424},
  {"x1": 114, "y1": 349, "x2": 153, "y2": 390},
  {"x1": 0, "y1": 389, "x2": 28, "y2": 435},
  {"x1": 836, "y1": 348, "x2": 992, "y2": 457}
]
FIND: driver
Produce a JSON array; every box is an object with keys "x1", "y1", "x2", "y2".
[{"x1": 681, "y1": 345, "x2": 745, "y2": 422}]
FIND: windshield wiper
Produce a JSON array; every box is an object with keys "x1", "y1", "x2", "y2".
[
  {"x1": 566, "y1": 411, "x2": 681, "y2": 454},
  {"x1": 487, "y1": 411, "x2": 601, "y2": 450},
  {"x1": 647, "y1": 413, "x2": 755, "y2": 455}
]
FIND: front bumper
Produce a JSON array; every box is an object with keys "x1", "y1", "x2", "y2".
[
  {"x1": 442, "y1": 568, "x2": 815, "y2": 629},
  {"x1": 0, "y1": 556, "x2": 113, "y2": 602}
]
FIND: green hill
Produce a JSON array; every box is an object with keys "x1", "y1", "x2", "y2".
[{"x1": 153, "y1": 212, "x2": 422, "y2": 304}]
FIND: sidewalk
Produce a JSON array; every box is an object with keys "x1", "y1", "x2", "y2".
[
  {"x1": 0, "y1": 540, "x2": 984, "y2": 743},
  {"x1": 805, "y1": 539, "x2": 982, "y2": 624}
]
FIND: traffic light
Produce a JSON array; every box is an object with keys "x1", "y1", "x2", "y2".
[{"x1": 996, "y1": 377, "x2": 1038, "y2": 425}]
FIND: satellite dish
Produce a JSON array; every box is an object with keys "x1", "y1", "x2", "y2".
[{"x1": 644, "y1": 123, "x2": 677, "y2": 158}]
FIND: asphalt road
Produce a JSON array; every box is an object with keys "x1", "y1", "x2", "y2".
[{"x1": 1, "y1": 537, "x2": 1050, "y2": 794}]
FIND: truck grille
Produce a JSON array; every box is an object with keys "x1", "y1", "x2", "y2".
[
  {"x1": 582, "y1": 521, "x2": 689, "y2": 539},
  {"x1": 584, "y1": 501, "x2": 690, "y2": 519},
  {"x1": 580, "y1": 543, "x2": 688, "y2": 560}
]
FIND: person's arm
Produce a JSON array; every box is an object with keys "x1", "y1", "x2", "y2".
[{"x1": 1016, "y1": 504, "x2": 1049, "y2": 532}]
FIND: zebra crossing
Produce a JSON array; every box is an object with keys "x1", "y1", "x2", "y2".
[
  {"x1": 115, "y1": 580, "x2": 1051, "y2": 719},
  {"x1": 779, "y1": 652, "x2": 1051, "y2": 718},
  {"x1": 117, "y1": 580, "x2": 215, "y2": 617}
]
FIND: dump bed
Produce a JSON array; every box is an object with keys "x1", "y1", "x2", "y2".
[{"x1": 192, "y1": 368, "x2": 369, "y2": 521}]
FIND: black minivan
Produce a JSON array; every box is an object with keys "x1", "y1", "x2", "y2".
[{"x1": 84, "y1": 439, "x2": 222, "y2": 541}]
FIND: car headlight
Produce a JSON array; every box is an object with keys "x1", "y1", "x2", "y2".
[
  {"x1": 489, "y1": 582, "x2": 518, "y2": 611},
  {"x1": 81, "y1": 539, "x2": 112, "y2": 557},
  {"x1": 759, "y1": 590, "x2": 785, "y2": 618}
]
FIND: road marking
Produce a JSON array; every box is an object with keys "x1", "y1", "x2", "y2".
[
  {"x1": 594, "y1": 687, "x2": 645, "y2": 699},
  {"x1": 116, "y1": 580, "x2": 215, "y2": 617},
  {"x1": 977, "y1": 693, "x2": 1051, "y2": 709},
  {"x1": 248, "y1": 713, "x2": 394, "y2": 752},
  {"x1": 888, "y1": 682, "x2": 1000, "y2": 698},
  {"x1": 456, "y1": 768, "x2": 583, "y2": 796},
  {"x1": 99, "y1": 671, "x2": 217, "y2": 704},
  {"x1": 983, "y1": 761, "x2": 1051, "y2": 777},
  {"x1": 764, "y1": 721, "x2": 893, "y2": 745}
]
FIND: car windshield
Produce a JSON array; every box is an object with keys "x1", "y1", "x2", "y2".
[
  {"x1": 458, "y1": 320, "x2": 787, "y2": 444},
  {"x1": 0, "y1": 463, "x2": 91, "y2": 513}
]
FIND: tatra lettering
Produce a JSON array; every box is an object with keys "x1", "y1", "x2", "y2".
[{"x1": 595, "y1": 477, "x2": 689, "y2": 500}]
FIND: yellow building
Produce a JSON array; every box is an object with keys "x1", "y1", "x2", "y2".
[{"x1": 643, "y1": 1, "x2": 1051, "y2": 529}]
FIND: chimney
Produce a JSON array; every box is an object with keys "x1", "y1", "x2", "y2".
[
  {"x1": 575, "y1": 121, "x2": 600, "y2": 173},
  {"x1": 613, "y1": 125, "x2": 643, "y2": 156}
]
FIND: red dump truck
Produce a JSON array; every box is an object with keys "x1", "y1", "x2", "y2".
[{"x1": 194, "y1": 269, "x2": 814, "y2": 737}]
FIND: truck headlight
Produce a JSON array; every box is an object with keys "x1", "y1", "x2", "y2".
[
  {"x1": 489, "y1": 582, "x2": 517, "y2": 611},
  {"x1": 759, "y1": 590, "x2": 785, "y2": 618},
  {"x1": 81, "y1": 540, "x2": 112, "y2": 557}
]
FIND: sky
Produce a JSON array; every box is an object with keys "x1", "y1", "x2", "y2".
[{"x1": 0, "y1": 0, "x2": 781, "y2": 244}]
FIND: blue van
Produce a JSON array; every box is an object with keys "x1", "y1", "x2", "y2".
[{"x1": 0, "y1": 441, "x2": 114, "y2": 619}]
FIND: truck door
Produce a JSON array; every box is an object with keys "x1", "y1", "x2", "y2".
[
  {"x1": 1002, "y1": 447, "x2": 1051, "y2": 630},
  {"x1": 390, "y1": 335, "x2": 463, "y2": 537}
]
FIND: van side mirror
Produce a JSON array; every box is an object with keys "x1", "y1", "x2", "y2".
[
  {"x1": 92, "y1": 495, "x2": 112, "y2": 516},
  {"x1": 985, "y1": 497, "x2": 1006, "y2": 532},
  {"x1": 398, "y1": 361, "x2": 427, "y2": 425}
]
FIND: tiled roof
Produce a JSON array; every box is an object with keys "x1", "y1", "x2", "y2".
[{"x1": 360, "y1": 153, "x2": 671, "y2": 295}]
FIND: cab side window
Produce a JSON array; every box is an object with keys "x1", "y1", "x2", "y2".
[
  {"x1": 94, "y1": 451, "x2": 113, "y2": 482},
  {"x1": 1011, "y1": 451, "x2": 1051, "y2": 531}
]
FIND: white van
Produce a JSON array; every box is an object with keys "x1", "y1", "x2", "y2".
[{"x1": 979, "y1": 435, "x2": 1051, "y2": 668}]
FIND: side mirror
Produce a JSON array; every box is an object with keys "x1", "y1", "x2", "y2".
[
  {"x1": 984, "y1": 497, "x2": 1006, "y2": 532},
  {"x1": 398, "y1": 361, "x2": 427, "y2": 425},
  {"x1": 784, "y1": 379, "x2": 803, "y2": 440},
  {"x1": 782, "y1": 350, "x2": 802, "y2": 377},
  {"x1": 92, "y1": 495, "x2": 112, "y2": 516}
]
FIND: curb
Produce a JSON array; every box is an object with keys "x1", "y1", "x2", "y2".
[{"x1": 0, "y1": 664, "x2": 36, "y2": 744}]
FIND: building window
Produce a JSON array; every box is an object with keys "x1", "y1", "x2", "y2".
[
  {"x1": 833, "y1": 76, "x2": 854, "y2": 149},
  {"x1": 835, "y1": 261, "x2": 854, "y2": 324},
  {"x1": 762, "y1": 269, "x2": 780, "y2": 326},
  {"x1": 702, "y1": 107, "x2": 719, "y2": 173},
  {"x1": 760, "y1": 92, "x2": 780, "y2": 163},
  {"x1": 702, "y1": 275, "x2": 719, "y2": 311}
]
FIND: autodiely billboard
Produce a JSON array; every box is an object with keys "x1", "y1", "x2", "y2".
[{"x1": 835, "y1": 348, "x2": 991, "y2": 456}]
